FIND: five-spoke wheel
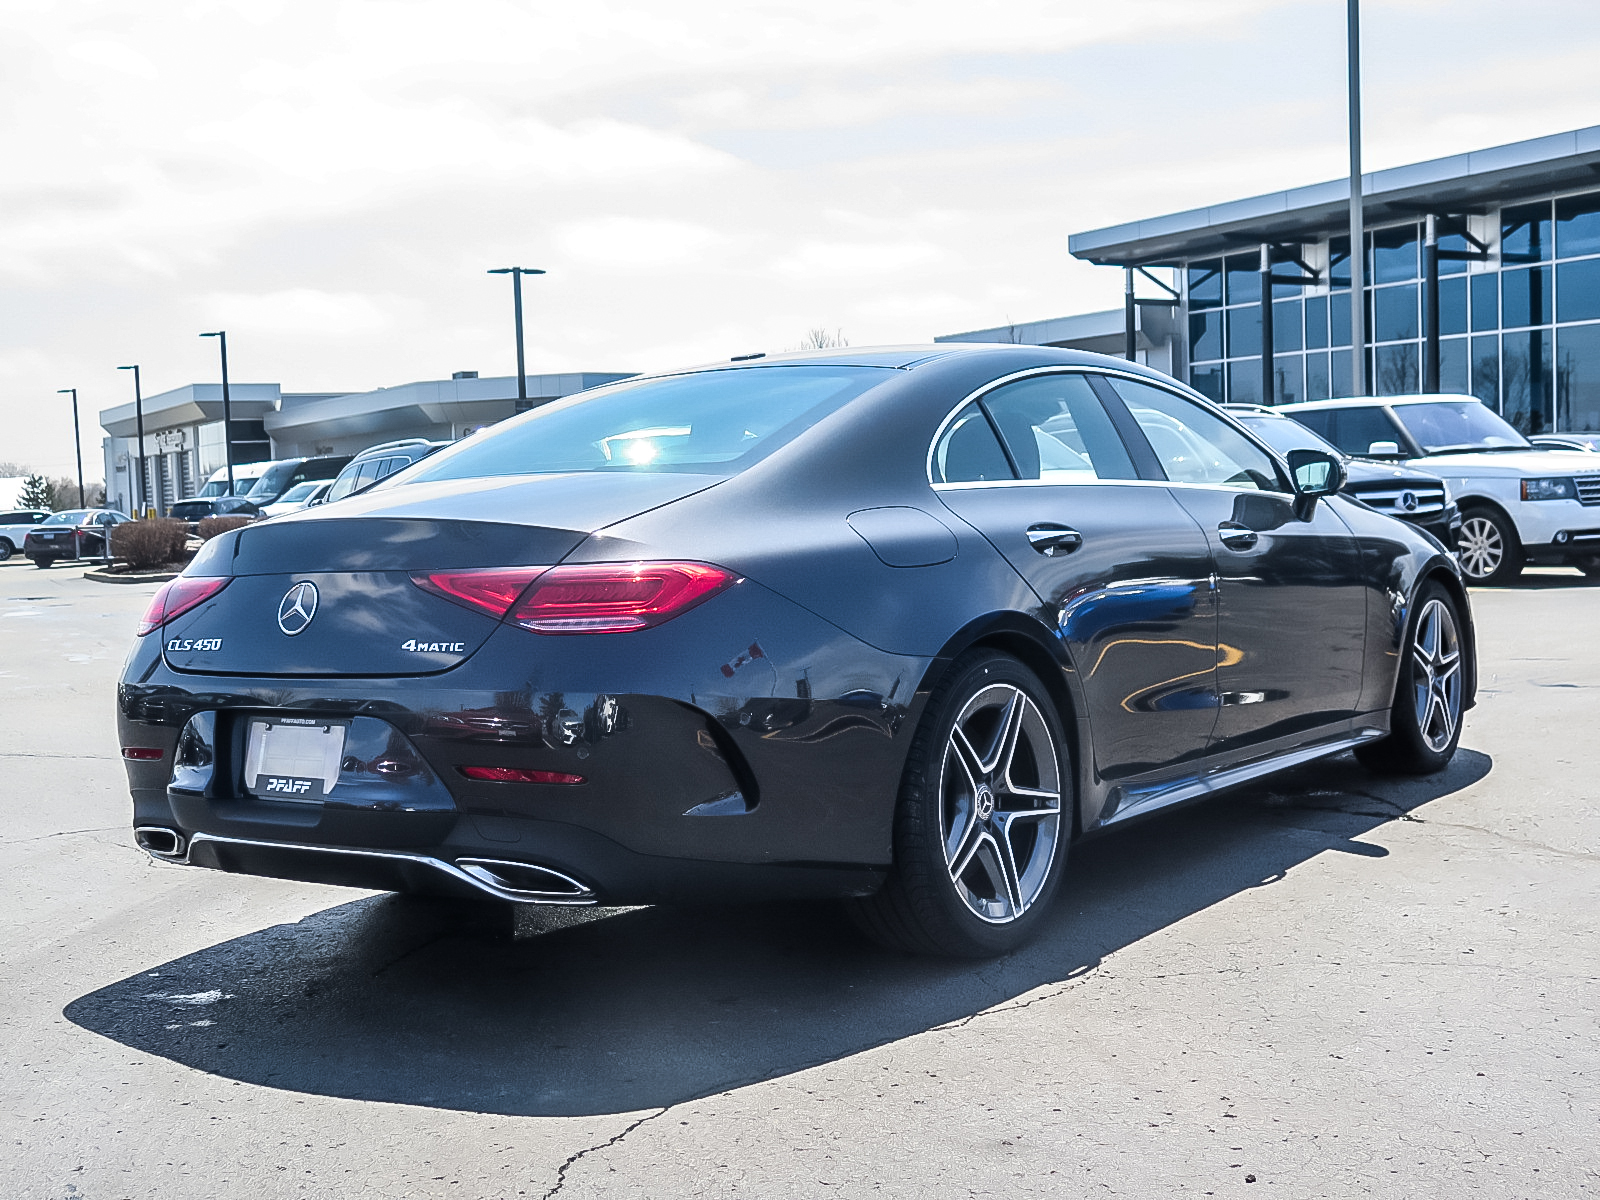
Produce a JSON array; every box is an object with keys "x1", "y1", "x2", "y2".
[
  {"x1": 848, "y1": 651, "x2": 1068, "y2": 957},
  {"x1": 1357, "y1": 584, "x2": 1466, "y2": 775}
]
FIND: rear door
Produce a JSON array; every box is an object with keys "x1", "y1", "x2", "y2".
[
  {"x1": 930, "y1": 371, "x2": 1222, "y2": 784},
  {"x1": 1103, "y1": 377, "x2": 1368, "y2": 755}
]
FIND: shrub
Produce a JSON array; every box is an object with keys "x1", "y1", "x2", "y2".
[
  {"x1": 197, "y1": 515, "x2": 254, "y2": 541},
  {"x1": 110, "y1": 518, "x2": 190, "y2": 569}
]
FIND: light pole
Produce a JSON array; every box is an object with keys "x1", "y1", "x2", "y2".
[
  {"x1": 1347, "y1": 0, "x2": 1367, "y2": 396},
  {"x1": 487, "y1": 267, "x2": 545, "y2": 407},
  {"x1": 116, "y1": 364, "x2": 147, "y2": 517},
  {"x1": 200, "y1": 331, "x2": 235, "y2": 497},
  {"x1": 56, "y1": 389, "x2": 85, "y2": 507}
]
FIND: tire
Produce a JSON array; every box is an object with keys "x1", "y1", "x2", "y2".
[
  {"x1": 1576, "y1": 556, "x2": 1600, "y2": 579},
  {"x1": 1356, "y1": 583, "x2": 1466, "y2": 776},
  {"x1": 847, "y1": 650, "x2": 1070, "y2": 957},
  {"x1": 0, "y1": 539, "x2": 12, "y2": 562},
  {"x1": 1456, "y1": 507, "x2": 1523, "y2": 585},
  {"x1": 32, "y1": 556, "x2": 54, "y2": 569}
]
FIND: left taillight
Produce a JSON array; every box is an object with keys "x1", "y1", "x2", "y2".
[{"x1": 138, "y1": 577, "x2": 231, "y2": 637}]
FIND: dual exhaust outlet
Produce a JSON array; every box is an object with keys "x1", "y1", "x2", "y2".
[{"x1": 131, "y1": 827, "x2": 593, "y2": 905}]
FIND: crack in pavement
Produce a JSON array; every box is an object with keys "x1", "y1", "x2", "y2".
[
  {"x1": 13, "y1": 825, "x2": 121, "y2": 843},
  {"x1": 0, "y1": 751, "x2": 118, "y2": 761},
  {"x1": 542, "y1": 1108, "x2": 668, "y2": 1199}
]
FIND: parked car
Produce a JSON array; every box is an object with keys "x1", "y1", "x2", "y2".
[
  {"x1": 168, "y1": 495, "x2": 261, "y2": 532},
  {"x1": 1531, "y1": 433, "x2": 1600, "y2": 453},
  {"x1": 24, "y1": 509, "x2": 133, "y2": 567},
  {"x1": 240, "y1": 456, "x2": 353, "y2": 507},
  {"x1": 1279, "y1": 394, "x2": 1600, "y2": 583},
  {"x1": 0, "y1": 509, "x2": 51, "y2": 561},
  {"x1": 120, "y1": 346, "x2": 1473, "y2": 958},
  {"x1": 191, "y1": 463, "x2": 273, "y2": 500},
  {"x1": 1223, "y1": 404, "x2": 1460, "y2": 548},
  {"x1": 320, "y1": 440, "x2": 448, "y2": 504},
  {"x1": 259, "y1": 480, "x2": 331, "y2": 518}
]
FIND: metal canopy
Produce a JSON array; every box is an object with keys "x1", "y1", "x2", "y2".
[{"x1": 1068, "y1": 126, "x2": 1600, "y2": 267}]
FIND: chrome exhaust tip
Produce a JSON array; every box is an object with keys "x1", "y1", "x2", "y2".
[
  {"x1": 455, "y1": 858, "x2": 594, "y2": 903},
  {"x1": 135, "y1": 826, "x2": 188, "y2": 860}
]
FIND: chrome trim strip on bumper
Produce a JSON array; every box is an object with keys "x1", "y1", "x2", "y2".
[
  {"x1": 184, "y1": 832, "x2": 598, "y2": 906},
  {"x1": 1104, "y1": 728, "x2": 1388, "y2": 827}
]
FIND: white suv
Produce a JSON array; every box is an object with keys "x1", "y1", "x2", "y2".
[{"x1": 1278, "y1": 394, "x2": 1600, "y2": 584}]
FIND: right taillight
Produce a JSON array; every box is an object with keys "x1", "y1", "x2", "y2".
[
  {"x1": 509, "y1": 562, "x2": 736, "y2": 634},
  {"x1": 138, "y1": 577, "x2": 231, "y2": 636}
]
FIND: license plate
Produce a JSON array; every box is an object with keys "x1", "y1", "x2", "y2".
[{"x1": 243, "y1": 718, "x2": 347, "y2": 802}]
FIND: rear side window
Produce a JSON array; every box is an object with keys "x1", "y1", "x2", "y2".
[
  {"x1": 982, "y1": 374, "x2": 1138, "y2": 481},
  {"x1": 932, "y1": 404, "x2": 1014, "y2": 483},
  {"x1": 409, "y1": 366, "x2": 891, "y2": 482}
]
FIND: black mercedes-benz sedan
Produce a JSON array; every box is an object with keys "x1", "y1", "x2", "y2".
[{"x1": 119, "y1": 345, "x2": 1475, "y2": 957}]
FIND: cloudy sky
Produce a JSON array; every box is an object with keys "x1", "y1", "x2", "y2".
[{"x1": 4, "y1": 0, "x2": 1600, "y2": 477}]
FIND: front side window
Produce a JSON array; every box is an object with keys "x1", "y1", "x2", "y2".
[{"x1": 1107, "y1": 379, "x2": 1283, "y2": 491}]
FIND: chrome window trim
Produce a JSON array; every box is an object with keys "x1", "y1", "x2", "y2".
[{"x1": 925, "y1": 364, "x2": 1294, "y2": 492}]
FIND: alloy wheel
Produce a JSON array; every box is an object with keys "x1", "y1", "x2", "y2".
[
  {"x1": 1457, "y1": 515, "x2": 1504, "y2": 580},
  {"x1": 939, "y1": 683, "x2": 1062, "y2": 924},
  {"x1": 1411, "y1": 597, "x2": 1463, "y2": 754}
]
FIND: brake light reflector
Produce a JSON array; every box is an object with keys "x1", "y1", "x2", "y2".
[
  {"x1": 411, "y1": 567, "x2": 548, "y2": 617},
  {"x1": 459, "y1": 766, "x2": 585, "y2": 784},
  {"x1": 508, "y1": 562, "x2": 736, "y2": 634},
  {"x1": 138, "y1": 576, "x2": 231, "y2": 636},
  {"x1": 122, "y1": 747, "x2": 165, "y2": 760}
]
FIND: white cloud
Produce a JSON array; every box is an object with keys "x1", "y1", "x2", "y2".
[
  {"x1": 770, "y1": 240, "x2": 944, "y2": 280},
  {"x1": 196, "y1": 289, "x2": 408, "y2": 339},
  {"x1": 551, "y1": 217, "x2": 729, "y2": 269}
]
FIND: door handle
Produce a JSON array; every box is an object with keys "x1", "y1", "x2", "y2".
[
  {"x1": 1217, "y1": 522, "x2": 1259, "y2": 550},
  {"x1": 1025, "y1": 524, "x2": 1083, "y2": 556}
]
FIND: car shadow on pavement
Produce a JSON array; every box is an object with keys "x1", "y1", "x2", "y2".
[{"x1": 65, "y1": 749, "x2": 1490, "y2": 1117}]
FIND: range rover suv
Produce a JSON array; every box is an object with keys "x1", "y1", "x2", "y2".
[{"x1": 1279, "y1": 395, "x2": 1600, "y2": 583}]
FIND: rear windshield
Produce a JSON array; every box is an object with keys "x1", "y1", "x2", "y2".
[{"x1": 404, "y1": 366, "x2": 892, "y2": 484}]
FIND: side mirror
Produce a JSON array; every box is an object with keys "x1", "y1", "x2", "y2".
[
  {"x1": 1286, "y1": 449, "x2": 1345, "y2": 517},
  {"x1": 1366, "y1": 440, "x2": 1402, "y2": 457}
]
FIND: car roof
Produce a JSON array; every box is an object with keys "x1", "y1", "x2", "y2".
[{"x1": 1280, "y1": 393, "x2": 1479, "y2": 411}]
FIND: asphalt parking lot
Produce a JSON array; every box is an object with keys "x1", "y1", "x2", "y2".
[{"x1": 1, "y1": 557, "x2": 1596, "y2": 1199}]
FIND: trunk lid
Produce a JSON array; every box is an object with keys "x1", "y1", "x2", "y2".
[{"x1": 161, "y1": 472, "x2": 721, "y2": 677}]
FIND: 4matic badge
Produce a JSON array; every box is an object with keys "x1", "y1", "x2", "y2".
[{"x1": 401, "y1": 639, "x2": 467, "y2": 653}]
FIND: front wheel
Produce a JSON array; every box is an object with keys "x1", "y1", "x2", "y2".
[
  {"x1": 1356, "y1": 584, "x2": 1466, "y2": 776},
  {"x1": 847, "y1": 651, "x2": 1069, "y2": 957},
  {"x1": 0, "y1": 540, "x2": 12, "y2": 562},
  {"x1": 1456, "y1": 508, "x2": 1523, "y2": 585}
]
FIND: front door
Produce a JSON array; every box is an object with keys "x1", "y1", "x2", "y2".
[{"x1": 1102, "y1": 377, "x2": 1368, "y2": 756}]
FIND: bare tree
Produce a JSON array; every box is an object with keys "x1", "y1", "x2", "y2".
[{"x1": 798, "y1": 327, "x2": 848, "y2": 349}]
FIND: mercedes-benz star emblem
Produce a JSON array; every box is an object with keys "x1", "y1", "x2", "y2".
[
  {"x1": 1399, "y1": 491, "x2": 1419, "y2": 512},
  {"x1": 974, "y1": 783, "x2": 995, "y2": 822},
  {"x1": 277, "y1": 581, "x2": 319, "y2": 636}
]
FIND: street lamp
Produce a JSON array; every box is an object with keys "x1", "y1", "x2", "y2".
[
  {"x1": 116, "y1": 364, "x2": 147, "y2": 517},
  {"x1": 487, "y1": 267, "x2": 546, "y2": 407},
  {"x1": 1347, "y1": 0, "x2": 1367, "y2": 396},
  {"x1": 56, "y1": 388, "x2": 85, "y2": 507},
  {"x1": 199, "y1": 331, "x2": 235, "y2": 497}
]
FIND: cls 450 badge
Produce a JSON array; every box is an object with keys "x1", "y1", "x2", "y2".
[
  {"x1": 166, "y1": 637, "x2": 223, "y2": 652},
  {"x1": 401, "y1": 639, "x2": 467, "y2": 653}
]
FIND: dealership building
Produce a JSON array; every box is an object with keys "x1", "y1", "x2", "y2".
[
  {"x1": 99, "y1": 370, "x2": 633, "y2": 515},
  {"x1": 940, "y1": 125, "x2": 1600, "y2": 436}
]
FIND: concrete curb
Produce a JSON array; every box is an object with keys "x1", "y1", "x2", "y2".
[{"x1": 83, "y1": 567, "x2": 181, "y2": 584}]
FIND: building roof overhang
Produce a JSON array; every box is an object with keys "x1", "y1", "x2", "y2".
[
  {"x1": 98, "y1": 383, "x2": 284, "y2": 439},
  {"x1": 1069, "y1": 125, "x2": 1600, "y2": 267}
]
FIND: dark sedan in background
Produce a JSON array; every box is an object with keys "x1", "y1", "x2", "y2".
[
  {"x1": 1225, "y1": 404, "x2": 1461, "y2": 549},
  {"x1": 119, "y1": 346, "x2": 1474, "y2": 957},
  {"x1": 25, "y1": 509, "x2": 132, "y2": 567},
  {"x1": 168, "y1": 495, "x2": 261, "y2": 532}
]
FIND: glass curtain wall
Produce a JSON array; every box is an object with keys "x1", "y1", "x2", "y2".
[{"x1": 1183, "y1": 192, "x2": 1600, "y2": 432}]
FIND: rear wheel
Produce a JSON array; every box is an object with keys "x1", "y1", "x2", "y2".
[
  {"x1": 1456, "y1": 508, "x2": 1523, "y2": 585},
  {"x1": 0, "y1": 539, "x2": 12, "y2": 562},
  {"x1": 1356, "y1": 584, "x2": 1466, "y2": 776},
  {"x1": 847, "y1": 651, "x2": 1069, "y2": 958}
]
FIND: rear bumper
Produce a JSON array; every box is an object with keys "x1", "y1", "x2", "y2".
[{"x1": 118, "y1": 579, "x2": 928, "y2": 905}]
